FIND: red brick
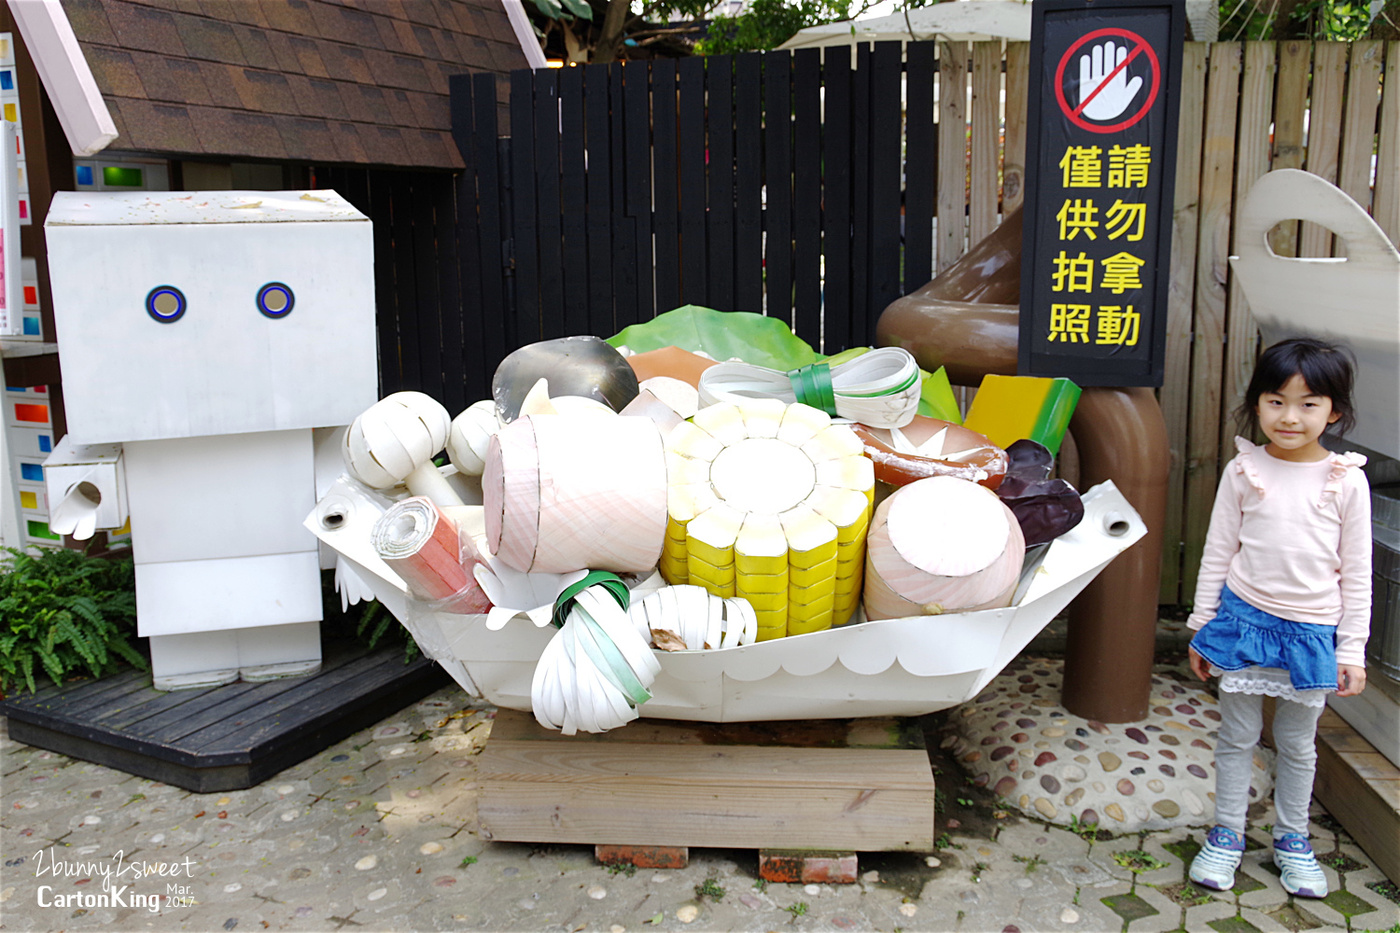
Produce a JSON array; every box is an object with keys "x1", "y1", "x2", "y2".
[
  {"x1": 758, "y1": 850, "x2": 858, "y2": 885},
  {"x1": 594, "y1": 845, "x2": 689, "y2": 870}
]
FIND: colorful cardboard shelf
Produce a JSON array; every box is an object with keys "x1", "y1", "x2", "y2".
[{"x1": 0, "y1": 637, "x2": 449, "y2": 793}]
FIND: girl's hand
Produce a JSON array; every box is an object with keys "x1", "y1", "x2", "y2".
[
  {"x1": 1188, "y1": 646, "x2": 1211, "y2": 682},
  {"x1": 1336, "y1": 664, "x2": 1367, "y2": 697}
]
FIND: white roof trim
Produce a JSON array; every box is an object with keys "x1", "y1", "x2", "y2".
[
  {"x1": 501, "y1": 0, "x2": 548, "y2": 70},
  {"x1": 7, "y1": 0, "x2": 117, "y2": 156}
]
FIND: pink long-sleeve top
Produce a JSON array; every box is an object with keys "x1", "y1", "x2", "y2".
[{"x1": 1186, "y1": 437, "x2": 1373, "y2": 667}]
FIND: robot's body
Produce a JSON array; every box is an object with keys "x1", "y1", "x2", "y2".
[{"x1": 43, "y1": 191, "x2": 377, "y2": 689}]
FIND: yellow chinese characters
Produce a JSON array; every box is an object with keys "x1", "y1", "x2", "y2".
[
  {"x1": 1105, "y1": 200, "x2": 1147, "y2": 240},
  {"x1": 1048, "y1": 304, "x2": 1141, "y2": 346},
  {"x1": 1100, "y1": 252, "x2": 1145, "y2": 293},
  {"x1": 1108, "y1": 145, "x2": 1151, "y2": 187},
  {"x1": 1056, "y1": 199, "x2": 1099, "y2": 240},
  {"x1": 1051, "y1": 251, "x2": 1095, "y2": 293},
  {"x1": 1059, "y1": 146, "x2": 1103, "y2": 187},
  {"x1": 1048, "y1": 304, "x2": 1091, "y2": 342}
]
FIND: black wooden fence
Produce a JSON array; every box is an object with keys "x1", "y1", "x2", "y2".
[
  {"x1": 451, "y1": 43, "x2": 958, "y2": 390},
  {"x1": 316, "y1": 42, "x2": 977, "y2": 409},
  {"x1": 309, "y1": 164, "x2": 473, "y2": 416}
]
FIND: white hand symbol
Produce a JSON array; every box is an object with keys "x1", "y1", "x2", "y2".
[{"x1": 1077, "y1": 40, "x2": 1144, "y2": 121}]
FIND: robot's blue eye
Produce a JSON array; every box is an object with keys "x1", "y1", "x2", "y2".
[
  {"x1": 146, "y1": 286, "x2": 186, "y2": 323},
  {"x1": 257, "y1": 282, "x2": 294, "y2": 318}
]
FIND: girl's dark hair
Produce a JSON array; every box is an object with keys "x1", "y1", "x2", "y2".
[{"x1": 1236, "y1": 337, "x2": 1357, "y2": 436}]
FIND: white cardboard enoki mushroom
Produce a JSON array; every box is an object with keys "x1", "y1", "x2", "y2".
[
  {"x1": 864, "y1": 474, "x2": 1025, "y2": 620},
  {"x1": 343, "y1": 391, "x2": 463, "y2": 507}
]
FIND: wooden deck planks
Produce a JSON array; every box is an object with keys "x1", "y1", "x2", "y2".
[
  {"x1": 1313, "y1": 708, "x2": 1400, "y2": 885},
  {"x1": 1, "y1": 639, "x2": 449, "y2": 793}
]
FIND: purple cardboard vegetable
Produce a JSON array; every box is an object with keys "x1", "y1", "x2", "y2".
[{"x1": 997, "y1": 439, "x2": 1085, "y2": 545}]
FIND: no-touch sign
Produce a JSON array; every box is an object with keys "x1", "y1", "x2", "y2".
[
  {"x1": 1054, "y1": 27, "x2": 1162, "y2": 134},
  {"x1": 1019, "y1": 0, "x2": 1185, "y2": 388}
]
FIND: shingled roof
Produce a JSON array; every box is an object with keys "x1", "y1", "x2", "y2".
[{"x1": 64, "y1": 0, "x2": 530, "y2": 170}]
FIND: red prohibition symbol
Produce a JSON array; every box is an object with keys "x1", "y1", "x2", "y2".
[{"x1": 1054, "y1": 27, "x2": 1161, "y2": 134}]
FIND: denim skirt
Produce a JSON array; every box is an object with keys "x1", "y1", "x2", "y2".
[{"x1": 1190, "y1": 586, "x2": 1338, "y2": 692}]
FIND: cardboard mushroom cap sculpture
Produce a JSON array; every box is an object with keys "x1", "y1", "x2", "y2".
[
  {"x1": 864, "y1": 475, "x2": 1025, "y2": 620},
  {"x1": 344, "y1": 391, "x2": 463, "y2": 508},
  {"x1": 492, "y1": 336, "x2": 640, "y2": 422}
]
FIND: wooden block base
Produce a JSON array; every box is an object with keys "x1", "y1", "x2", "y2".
[
  {"x1": 478, "y1": 710, "x2": 936, "y2": 852},
  {"x1": 1312, "y1": 708, "x2": 1400, "y2": 885},
  {"x1": 759, "y1": 850, "x2": 859, "y2": 884}
]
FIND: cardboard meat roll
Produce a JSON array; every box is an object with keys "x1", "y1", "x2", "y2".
[
  {"x1": 851, "y1": 417, "x2": 1008, "y2": 490},
  {"x1": 483, "y1": 413, "x2": 668, "y2": 575},
  {"x1": 863, "y1": 475, "x2": 1025, "y2": 620}
]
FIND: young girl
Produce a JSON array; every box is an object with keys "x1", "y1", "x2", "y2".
[{"x1": 1186, "y1": 337, "x2": 1371, "y2": 899}]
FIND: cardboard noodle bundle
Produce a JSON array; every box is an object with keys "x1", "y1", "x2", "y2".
[
  {"x1": 371, "y1": 496, "x2": 491, "y2": 612},
  {"x1": 864, "y1": 475, "x2": 1025, "y2": 620},
  {"x1": 484, "y1": 413, "x2": 668, "y2": 574},
  {"x1": 661, "y1": 399, "x2": 874, "y2": 640}
]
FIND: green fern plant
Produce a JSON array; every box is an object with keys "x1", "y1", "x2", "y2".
[
  {"x1": 0, "y1": 547, "x2": 146, "y2": 694},
  {"x1": 354, "y1": 599, "x2": 420, "y2": 663}
]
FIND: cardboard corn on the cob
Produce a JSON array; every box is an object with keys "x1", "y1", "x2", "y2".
[{"x1": 660, "y1": 400, "x2": 873, "y2": 640}]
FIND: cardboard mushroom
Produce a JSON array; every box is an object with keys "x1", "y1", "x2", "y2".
[{"x1": 343, "y1": 391, "x2": 464, "y2": 508}]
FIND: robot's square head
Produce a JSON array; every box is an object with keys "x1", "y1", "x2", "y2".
[{"x1": 45, "y1": 191, "x2": 378, "y2": 444}]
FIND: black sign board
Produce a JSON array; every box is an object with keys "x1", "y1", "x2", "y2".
[{"x1": 1018, "y1": 0, "x2": 1185, "y2": 387}]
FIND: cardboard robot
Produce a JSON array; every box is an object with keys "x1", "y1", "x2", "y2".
[{"x1": 42, "y1": 190, "x2": 377, "y2": 689}]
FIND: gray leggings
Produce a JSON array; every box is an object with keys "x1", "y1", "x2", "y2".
[{"x1": 1213, "y1": 690, "x2": 1324, "y2": 838}]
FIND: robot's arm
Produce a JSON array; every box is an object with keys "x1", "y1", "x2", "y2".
[{"x1": 43, "y1": 437, "x2": 128, "y2": 540}]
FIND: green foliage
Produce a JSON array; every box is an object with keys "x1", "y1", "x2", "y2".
[
  {"x1": 1112, "y1": 849, "x2": 1166, "y2": 873},
  {"x1": 1219, "y1": 0, "x2": 1375, "y2": 40},
  {"x1": 531, "y1": 0, "x2": 595, "y2": 22},
  {"x1": 785, "y1": 901, "x2": 809, "y2": 916},
  {"x1": 697, "y1": 0, "x2": 938, "y2": 55},
  {"x1": 0, "y1": 546, "x2": 145, "y2": 694},
  {"x1": 694, "y1": 877, "x2": 726, "y2": 901},
  {"x1": 353, "y1": 599, "x2": 420, "y2": 663},
  {"x1": 1013, "y1": 853, "x2": 1046, "y2": 875}
]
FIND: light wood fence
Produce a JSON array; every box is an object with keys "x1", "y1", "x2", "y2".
[
  {"x1": 938, "y1": 39, "x2": 1395, "y2": 603},
  {"x1": 432, "y1": 40, "x2": 1395, "y2": 606}
]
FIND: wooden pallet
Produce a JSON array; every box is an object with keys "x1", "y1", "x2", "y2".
[
  {"x1": 0, "y1": 638, "x2": 449, "y2": 793},
  {"x1": 1312, "y1": 707, "x2": 1400, "y2": 885},
  {"x1": 478, "y1": 709, "x2": 937, "y2": 859}
]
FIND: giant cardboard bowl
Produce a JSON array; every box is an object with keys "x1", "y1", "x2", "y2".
[{"x1": 307, "y1": 476, "x2": 1144, "y2": 723}]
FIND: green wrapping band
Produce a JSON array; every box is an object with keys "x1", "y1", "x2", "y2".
[
  {"x1": 552, "y1": 571, "x2": 630, "y2": 629},
  {"x1": 576, "y1": 610, "x2": 652, "y2": 707},
  {"x1": 787, "y1": 362, "x2": 838, "y2": 415},
  {"x1": 841, "y1": 367, "x2": 921, "y2": 398}
]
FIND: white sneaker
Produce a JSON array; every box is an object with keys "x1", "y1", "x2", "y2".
[
  {"x1": 1189, "y1": 825, "x2": 1245, "y2": 891},
  {"x1": 1273, "y1": 834, "x2": 1328, "y2": 898}
]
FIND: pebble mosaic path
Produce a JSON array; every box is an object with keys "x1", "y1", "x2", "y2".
[
  {"x1": 1, "y1": 660, "x2": 1396, "y2": 933},
  {"x1": 949, "y1": 658, "x2": 1275, "y2": 833}
]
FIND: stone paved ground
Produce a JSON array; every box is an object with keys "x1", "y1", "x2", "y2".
[{"x1": 2, "y1": 664, "x2": 1398, "y2": 933}]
